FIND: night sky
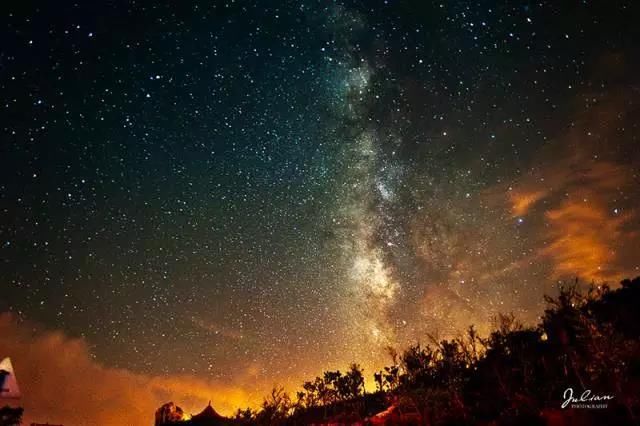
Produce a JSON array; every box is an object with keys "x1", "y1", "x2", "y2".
[{"x1": 2, "y1": 0, "x2": 640, "y2": 420}]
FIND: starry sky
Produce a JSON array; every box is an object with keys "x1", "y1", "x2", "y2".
[{"x1": 1, "y1": 0, "x2": 640, "y2": 422}]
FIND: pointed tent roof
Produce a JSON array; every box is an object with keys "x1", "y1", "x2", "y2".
[
  {"x1": 192, "y1": 401, "x2": 224, "y2": 420},
  {"x1": 0, "y1": 357, "x2": 21, "y2": 399}
]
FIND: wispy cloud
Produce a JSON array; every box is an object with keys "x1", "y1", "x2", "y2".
[
  {"x1": 0, "y1": 314, "x2": 259, "y2": 425},
  {"x1": 506, "y1": 88, "x2": 638, "y2": 283}
]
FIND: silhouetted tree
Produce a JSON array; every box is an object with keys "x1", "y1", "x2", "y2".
[
  {"x1": 247, "y1": 276, "x2": 640, "y2": 426},
  {"x1": 233, "y1": 407, "x2": 256, "y2": 424},
  {"x1": 336, "y1": 363, "x2": 365, "y2": 400},
  {"x1": 0, "y1": 406, "x2": 23, "y2": 426},
  {"x1": 255, "y1": 386, "x2": 291, "y2": 425}
]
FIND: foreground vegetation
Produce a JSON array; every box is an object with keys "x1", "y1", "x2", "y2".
[
  {"x1": 231, "y1": 277, "x2": 640, "y2": 425},
  {"x1": 6, "y1": 277, "x2": 640, "y2": 426}
]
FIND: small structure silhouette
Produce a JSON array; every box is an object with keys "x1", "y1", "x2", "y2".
[
  {"x1": 155, "y1": 400, "x2": 232, "y2": 426},
  {"x1": 189, "y1": 401, "x2": 228, "y2": 425}
]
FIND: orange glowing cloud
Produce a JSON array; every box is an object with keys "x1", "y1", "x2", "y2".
[
  {"x1": 507, "y1": 159, "x2": 636, "y2": 283},
  {"x1": 509, "y1": 154, "x2": 637, "y2": 283},
  {"x1": 510, "y1": 189, "x2": 547, "y2": 217},
  {"x1": 543, "y1": 198, "x2": 629, "y2": 282},
  {"x1": 505, "y1": 84, "x2": 638, "y2": 284},
  {"x1": 0, "y1": 313, "x2": 260, "y2": 425}
]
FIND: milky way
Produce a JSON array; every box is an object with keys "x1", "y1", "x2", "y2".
[{"x1": 1, "y1": 1, "x2": 640, "y2": 420}]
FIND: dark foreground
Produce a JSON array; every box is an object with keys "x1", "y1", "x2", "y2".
[{"x1": 153, "y1": 277, "x2": 640, "y2": 426}]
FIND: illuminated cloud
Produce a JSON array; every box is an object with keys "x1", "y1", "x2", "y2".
[
  {"x1": 0, "y1": 314, "x2": 259, "y2": 425},
  {"x1": 510, "y1": 189, "x2": 547, "y2": 217},
  {"x1": 543, "y1": 197, "x2": 628, "y2": 282},
  {"x1": 507, "y1": 89, "x2": 639, "y2": 284},
  {"x1": 408, "y1": 84, "x2": 640, "y2": 342}
]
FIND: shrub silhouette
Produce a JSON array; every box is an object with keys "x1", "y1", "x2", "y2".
[{"x1": 159, "y1": 277, "x2": 640, "y2": 425}]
